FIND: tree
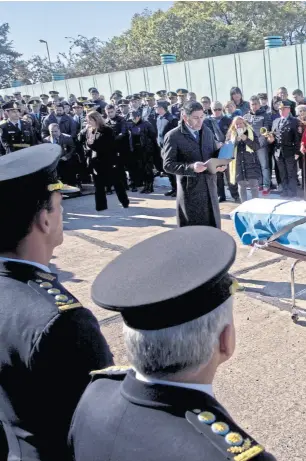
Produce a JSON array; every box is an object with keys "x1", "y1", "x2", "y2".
[
  {"x1": 3, "y1": 2, "x2": 306, "y2": 88},
  {"x1": 0, "y1": 23, "x2": 22, "y2": 88}
]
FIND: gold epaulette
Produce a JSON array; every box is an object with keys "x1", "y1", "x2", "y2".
[
  {"x1": 90, "y1": 366, "x2": 131, "y2": 376},
  {"x1": 33, "y1": 270, "x2": 83, "y2": 312},
  {"x1": 13, "y1": 143, "x2": 30, "y2": 148}
]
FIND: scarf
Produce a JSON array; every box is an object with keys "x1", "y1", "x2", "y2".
[{"x1": 229, "y1": 127, "x2": 254, "y2": 184}]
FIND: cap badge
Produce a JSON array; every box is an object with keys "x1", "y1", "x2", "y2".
[{"x1": 55, "y1": 294, "x2": 68, "y2": 302}]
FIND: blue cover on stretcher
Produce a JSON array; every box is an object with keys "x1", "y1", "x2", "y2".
[{"x1": 230, "y1": 198, "x2": 306, "y2": 251}]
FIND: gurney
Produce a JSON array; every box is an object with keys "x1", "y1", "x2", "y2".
[{"x1": 231, "y1": 198, "x2": 306, "y2": 321}]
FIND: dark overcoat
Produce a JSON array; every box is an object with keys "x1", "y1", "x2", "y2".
[
  {"x1": 68, "y1": 369, "x2": 275, "y2": 461},
  {"x1": 163, "y1": 121, "x2": 221, "y2": 228}
]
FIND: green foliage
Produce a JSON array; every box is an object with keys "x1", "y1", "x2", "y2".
[{"x1": 2, "y1": 2, "x2": 306, "y2": 87}]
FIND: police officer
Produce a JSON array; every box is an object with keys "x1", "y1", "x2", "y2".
[
  {"x1": 88, "y1": 87, "x2": 107, "y2": 111},
  {"x1": 68, "y1": 226, "x2": 275, "y2": 461},
  {"x1": 110, "y1": 90, "x2": 123, "y2": 106},
  {"x1": 118, "y1": 99, "x2": 130, "y2": 120},
  {"x1": 139, "y1": 90, "x2": 149, "y2": 107},
  {"x1": 49, "y1": 90, "x2": 60, "y2": 103},
  {"x1": 0, "y1": 101, "x2": 35, "y2": 154},
  {"x1": 29, "y1": 97, "x2": 43, "y2": 142},
  {"x1": 0, "y1": 145, "x2": 113, "y2": 460},
  {"x1": 40, "y1": 94, "x2": 49, "y2": 117},
  {"x1": 170, "y1": 88, "x2": 188, "y2": 119},
  {"x1": 155, "y1": 89, "x2": 168, "y2": 102},
  {"x1": 142, "y1": 92, "x2": 157, "y2": 133},
  {"x1": 167, "y1": 90, "x2": 178, "y2": 105},
  {"x1": 129, "y1": 93, "x2": 142, "y2": 117},
  {"x1": 155, "y1": 100, "x2": 178, "y2": 196},
  {"x1": 12, "y1": 91, "x2": 25, "y2": 104},
  {"x1": 268, "y1": 100, "x2": 300, "y2": 197}
]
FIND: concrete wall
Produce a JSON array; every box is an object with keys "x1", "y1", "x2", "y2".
[{"x1": 3, "y1": 44, "x2": 306, "y2": 101}]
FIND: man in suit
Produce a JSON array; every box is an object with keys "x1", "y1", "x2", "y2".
[
  {"x1": 268, "y1": 100, "x2": 300, "y2": 197},
  {"x1": 0, "y1": 101, "x2": 35, "y2": 154},
  {"x1": 163, "y1": 100, "x2": 224, "y2": 228},
  {"x1": 29, "y1": 97, "x2": 44, "y2": 142},
  {"x1": 0, "y1": 145, "x2": 113, "y2": 461},
  {"x1": 43, "y1": 123, "x2": 79, "y2": 185},
  {"x1": 68, "y1": 226, "x2": 275, "y2": 461},
  {"x1": 41, "y1": 103, "x2": 77, "y2": 139}
]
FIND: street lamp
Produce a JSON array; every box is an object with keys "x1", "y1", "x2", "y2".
[{"x1": 39, "y1": 39, "x2": 52, "y2": 75}]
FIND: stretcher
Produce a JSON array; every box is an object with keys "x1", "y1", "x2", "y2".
[{"x1": 231, "y1": 198, "x2": 306, "y2": 321}]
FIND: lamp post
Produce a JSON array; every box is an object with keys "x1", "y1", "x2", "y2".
[{"x1": 39, "y1": 39, "x2": 52, "y2": 79}]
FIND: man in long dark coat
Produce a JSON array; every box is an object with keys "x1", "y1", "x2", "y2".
[{"x1": 163, "y1": 101, "x2": 223, "y2": 228}]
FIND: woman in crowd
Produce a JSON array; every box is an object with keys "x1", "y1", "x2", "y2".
[
  {"x1": 270, "y1": 96, "x2": 282, "y2": 122},
  {"x1": 223, "y1": 100, "x2": 242, "y2": 119},
  {"x1": 79, "y1": 110, "x2": 129, "y2": 211},
  {"x1": 226, "y1": 116, "x2": 261, "y2": 203},
  {"x1": 128, "y1": 110, "x2": 160, "y2": 194},
  {"x1": 229, "y1": 87, "x2": 250, "y2": 116}
]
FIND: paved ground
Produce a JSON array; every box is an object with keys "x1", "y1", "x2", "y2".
[{"x1": 54, "y1": 184, "x2": 306, "y2": 460}]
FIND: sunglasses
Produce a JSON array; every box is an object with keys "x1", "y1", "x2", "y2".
[{"x1": 213, "y1": 108, "x2": 222, "y2": 111}]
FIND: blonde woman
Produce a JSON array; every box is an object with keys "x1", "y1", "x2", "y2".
[{"x1": 226, "y1": 116, "x2": 261, "y2": 203}]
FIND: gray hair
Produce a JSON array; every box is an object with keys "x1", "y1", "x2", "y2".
[
  {"x1": 48, "y1": 123, "x2": 60, "y2": 132},
  {"x1": 296, "y1": 104, "x2": 306, "y2": 116},
  {"x1": 123, "y1": 296, "x2": 233, "y2": 378}
]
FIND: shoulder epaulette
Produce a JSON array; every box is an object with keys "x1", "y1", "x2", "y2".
[
  {"x1": 185, "y1": 409, "x2": 265, "y2": 460},
  {"x1": 90, "y1": 366, "x2": 131, "y2": 377},
  {"x1": 0, "y1": 120, "x2": 6, "y2": 126},
  {"x1": 32, "y1": 270, "x2": 83, "y2": 312}
]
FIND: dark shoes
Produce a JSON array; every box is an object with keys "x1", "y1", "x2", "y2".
[{"x1": 165, "y1": 189, "x2": 176, "y2": 197}]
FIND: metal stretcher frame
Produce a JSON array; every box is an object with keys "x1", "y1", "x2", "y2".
[{"x1": 254, "y1": 241, "x2": 306, "y2": 322}]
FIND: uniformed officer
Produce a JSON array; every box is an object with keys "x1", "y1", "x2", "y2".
[
  {"x1": 268, "y1": 100, "x2": 300, "y2": 197},
  {"x1": 12, "y1": 91, "x2": 25, "y2": 104},
  {"x1": 155, "y1": 89, "x2": 168, "y2": 102},
  {"x1": 29, "y1": 97, "x2": 43, "y2": 143},
  {"x1": 68, "y1": 226, "x2": 275, "y2": 461},
  {"x1": 110, "y1": 90, "x2": 123, "y2": 106},
  {"x1": 142, "y1": 92, "x2": 157, "y2": 133},
  {"x1": 49, "y1": 90, "x2": 60, "y2": 103},
  {"x1": 88, "y1": 87, "x2": 107, "y2": 111},
  {"x1": 128, "y1": 94, "x2": 142, "y2": 119},
  {"x1": 0, "y1": 144, "x2": 113, "y2": 460},
  {"x1": 40, "y1": 94, "x2": 49, "y2": 116},
  {"x1": 118, "y1": 98, "x2": 130, "y2": 120},
  {"x1": 167, "y1": 90, "x2": 178, "y2": 105},
  {"x1": 22, "y1": 94, "x2": 31, "y2": 105},
  {"x1": 0, "y1": 101, "x2": 35, "y2": 154},
  {"x1": 139, "y1": 90, "x2": 149, "y2": 106},
  {"x1": 170, "y1": 88, "x2": 188, "y2": 119}
]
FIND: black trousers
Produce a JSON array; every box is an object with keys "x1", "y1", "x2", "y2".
[
  {"x1": 57, "y1": 157, "x2": 80, "y2": 186},
  {"x1": 275, "y1": 153, "x2": 297, "y2": 197},
  {"x1": 91, "y1": 161, "x2": 129, "y2": 211},
  {"x1": 268, "y1": 144, "x2": 281, "y2": 186},
  {"x1": 217, "y1": 169, "x2": 239, "y2": 200},
  {"x1": 169, "y1": 174, "x2": 177, "y2": 191}
]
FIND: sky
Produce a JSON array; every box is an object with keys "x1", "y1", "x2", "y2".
[{"x1": 2, "y1": 1, "x2": 173, "y2": 61}]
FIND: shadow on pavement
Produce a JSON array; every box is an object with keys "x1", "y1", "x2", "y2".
[{"x1": 49, "y1": 262, "x2": 84, "y2": 283}]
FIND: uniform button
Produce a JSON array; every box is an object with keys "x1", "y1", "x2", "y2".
[
  {"x1": 55, "y1": 294, "x2": 68, "y2": 302},
  {"x1": 47, "y1": 288, "x2": 61, "y2": 295},
  {"x1": 40, "y1": 282, "x2": 53, "y2": 289}
]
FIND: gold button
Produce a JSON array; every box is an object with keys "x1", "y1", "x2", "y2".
[
  {"x1": 55, "y1": 294, "x2": 68, "y2": 302},
  {"x1": 35, "y1": 279, "x2": 43, "y2": 283},
  {"x1": 47, "y1": 288, "x2": 61, "y2": 295},
  {"x1": 40, "y1": 282, "x2": 53, "y2": 289}
]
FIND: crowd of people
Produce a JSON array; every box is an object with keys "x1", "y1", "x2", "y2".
[
  {"x1": 0, "y1": 85, "x2": 306, "y2": 213},
  {"x1": 0, "y1": 143, "x2": 275, "y2": 460}
]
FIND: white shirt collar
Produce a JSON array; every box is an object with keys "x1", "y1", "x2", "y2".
[
  {"x1": 135, "y1": 371, "x2": 214, "y2": 398},
  {"x1": 0, "y1": 257, "x2": 51, "y2": 273}
]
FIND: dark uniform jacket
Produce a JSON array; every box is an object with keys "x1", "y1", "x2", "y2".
[
  {"x1": 68, "y1": 369, "x2": 275, "y2": 461},
  {"x1": 0, "y1": 260, "x2": 113, "y2": 461},
  {"x1": 0, "y1": 119, "x2": 35, "y2": 154},
  {"x1": 163, "y1": 121, "x2": 220, "y2": 228},
  {"x1": 170, "y1": 102, "x2": 183, "y2": 120},
  {"x1": 271, "y1": 115, "x2": 300, "y2": 158},
  {"x1": 156, "y1": 112, "x2": 178, "y2": 148},
  {"x1": 142, "y1": 105, "x2": 157, "y2": 133},
  {"x1": 233, "y1": 132, "x2": 261, "y2": 183},
  {"x1": 41, "y1": 113, "x2": 77, "y2": 139}
]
